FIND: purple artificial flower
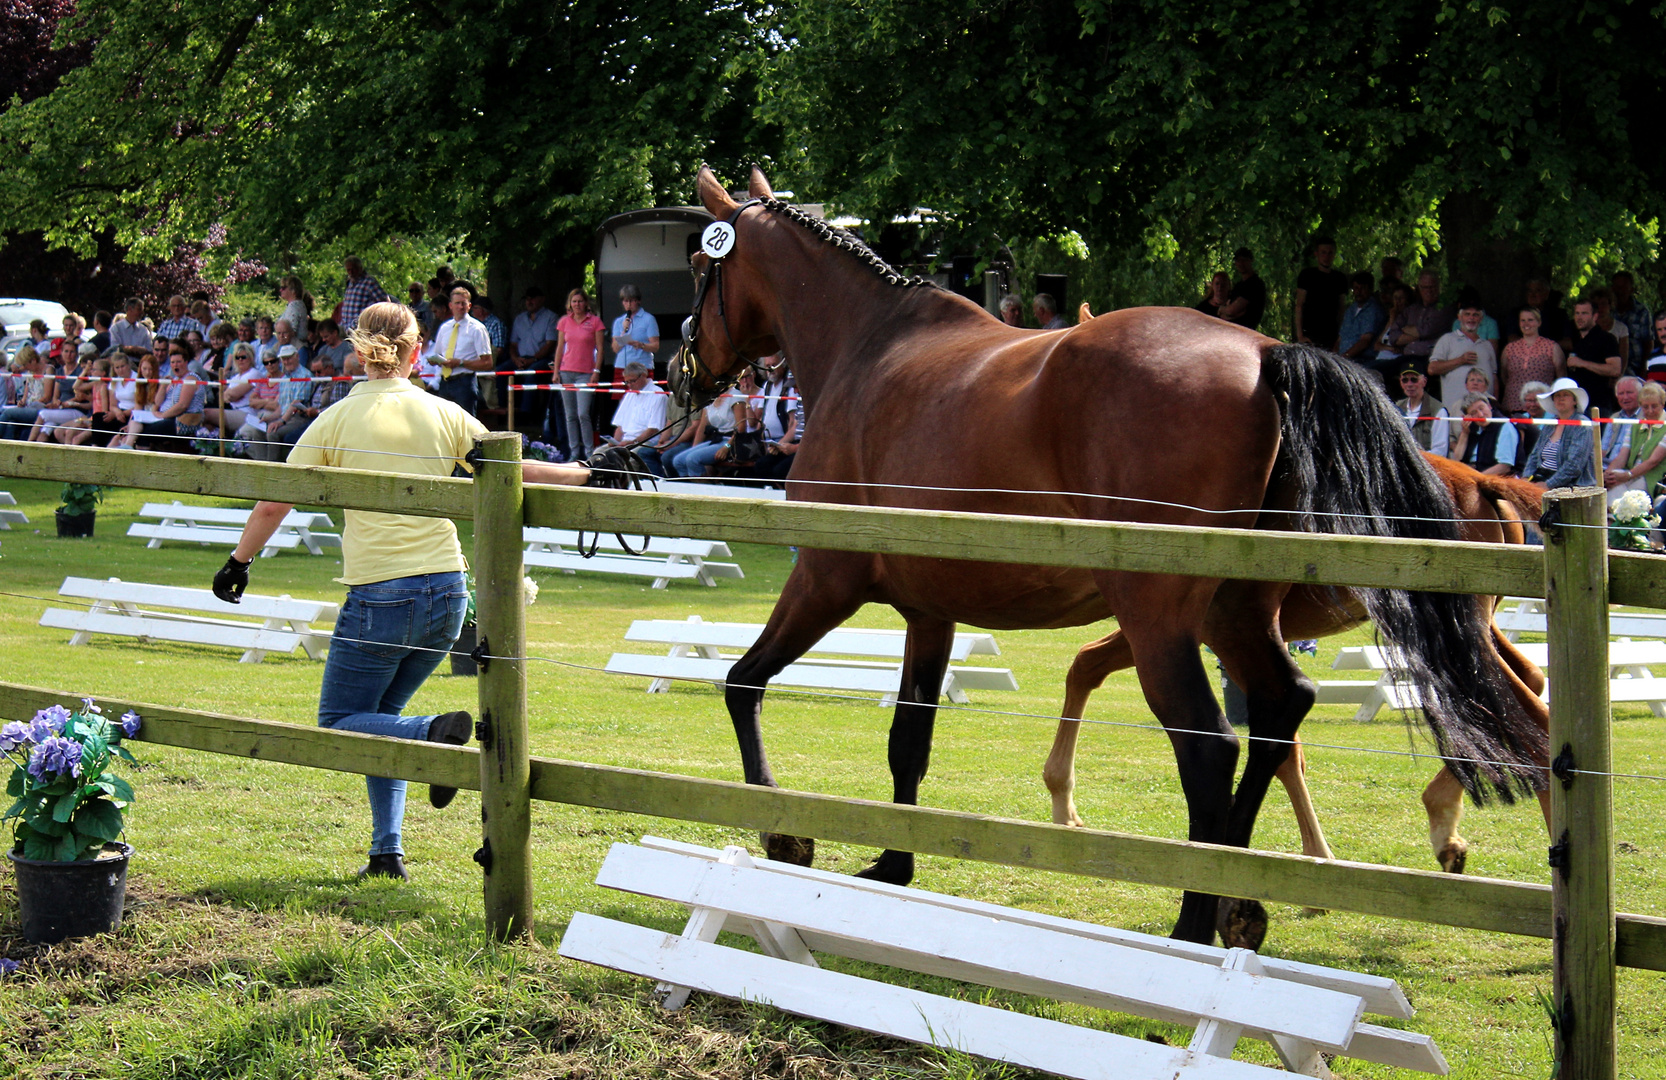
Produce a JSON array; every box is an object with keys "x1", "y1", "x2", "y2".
[
  {"x1": 120, "y1": 711, "x2": 142, "y2": 738},
  {"x1": 0, "y1": 958, "x2": 18, "y2": 976},
  {"x1": 27, "y1": 736, "x2": 83, "y2": 782},
  {"x1": 33, "y1": 705, "x2": 71, "y2": 735},
  {"x1": 0, "y1": 720, "x2": 28, "y2": 753},
  {"x1": 81, "y1": 698, "x2": 103, "y2": 715}
]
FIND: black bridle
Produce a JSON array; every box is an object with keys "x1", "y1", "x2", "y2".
[{"x1": 671, "y1": 198, "x2": 768, "y2": 409}]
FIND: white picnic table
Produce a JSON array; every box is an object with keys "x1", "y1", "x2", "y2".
[
  {"x1": 0, "y1": 491, "x2": 26, "y2": 529},
  {"x1": 522, "y1": 526, "x2": 742, "y2": 588},
  {"x1": 127, "y1": 501, "x2": 341, "y2": 558}
]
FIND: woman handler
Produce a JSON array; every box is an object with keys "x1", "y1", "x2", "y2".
[{"x1": 211, "y1": 302, "x2": 591, "y2": 881}]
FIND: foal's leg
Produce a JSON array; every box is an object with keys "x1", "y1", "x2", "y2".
[
  {"x1": 1206, "y1": 579, "x2": 1315, "y2": 950},
  {"x1": 1102, "y1": 571, "x2": 1236, "y2": 947},
  {"x1": 857, "y1": 614, "x2": 957, "y2": 886},
  {"x1": 1043, "y1": 630, "x2": 1134, "y2": 827},
  {"x1": 724, "y1": 553, "x2": 868, "y2": 866},
  {"x1": 1273, "y1": 735, "x2": 1334, "y2": 860}
]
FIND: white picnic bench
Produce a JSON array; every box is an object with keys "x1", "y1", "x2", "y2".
[
  {"x1": 1494, "y1": 596, "x2": 1666, "y2": 642},
  {"x1": 39, "y1": 576, "x2": 337, "y2": 663},
  {"x1": 1323, "y1": 638, "x2": 1666, "y2": 720},
  {"x1": 605, "y1": 616, "x2": 1018, "y2": 704},
  {"x1": 127, "y1": 501, "x2": 341, "y2": 558},
  {"x1": 560, "y1": 837, "x2": 1446, "y2": 1079},
  {"x1": 522, "y1": 527, "x2": 743, "y2": 589},
  {"x1": 654, "y1": 479, "x2": 787, "y2": 500},
  {"x1": 0, "y1": 491, "x2": 26, "y2": 529}
]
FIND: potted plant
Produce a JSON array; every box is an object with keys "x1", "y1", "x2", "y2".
[
  {"x1": 55, "y1": 483, "x2": 105, "y2": 538},
  {"x1": 449, "y1": 573, "x2": 539, "y2": 676},
  {"x1": 1609, "y1": 490, "x2": 1660, "y2": 552},
  {"x1": 3, "y1": 700, "x2": 142, "y2": 944}
]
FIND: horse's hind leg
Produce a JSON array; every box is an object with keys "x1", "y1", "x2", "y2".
[
  {"x1": 1044, "y1": 630, "x2": 1134, "y2": 827},
  {"x1": 724, "y1": 555, "x2": 868, "y2": 866},
  {"x1": 858, "y1": 614, "x2": 957, "y2": 885}
]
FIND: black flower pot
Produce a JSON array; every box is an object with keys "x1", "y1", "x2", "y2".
[
  {"x1": 451, "y1": 624, "x2": 478, "y2": 676},
  {"x1": 54, "y1": 509, "x2": 96, "y2": 538},
  {"x1": 8, "y1": 842, "x2": 132, "y2": 944}
]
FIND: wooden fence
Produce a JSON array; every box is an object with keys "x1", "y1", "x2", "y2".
[{"x1": 5, "y1": 438, "x2": 1663, "y2": 1078}]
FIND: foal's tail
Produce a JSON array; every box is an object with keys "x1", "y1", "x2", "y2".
[{"x1": 1266, "y1": 344, "x2": 1546, "y2": 802}]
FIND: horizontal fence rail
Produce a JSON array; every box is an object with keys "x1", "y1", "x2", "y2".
[
  {"x1": 3, "y1": 682, "x2": 1661, "y2": 972},
  {"x1": 1, "y1": 442, "x2": 1559, "y2": 599}
]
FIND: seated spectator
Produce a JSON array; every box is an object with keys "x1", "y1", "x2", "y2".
[
  {"x1": 253, "y1": 316, "x2": 276, "y2": 362},
  {"x1": 1369, "y1": 282, "x2": 1414, "y2": 389},
  {"x1": 1522, "y1": 378, "x2": 1597, "y2": 488},
  {"x1": 1513, "y1": 378, "x2": 1552, "y2": 468},
  {"x1": 1448, "y1": 391, "x2": 1519, "y2": 476},
  {"x1": 1032, "y1": 293, "x2": 1068, "y2": 330},
  {"x1": 24, "y1": 319, "x2": 52, "y2": 364},
  {"x1": 89, "y1": 310, "x2": 112, "y2": 356},
  {"x1": 250, "y1": 353, "x2": 345, "y2": 460},
  {"x1": 109, "y1": 354, "x2": 169, "y2": 449},
  {"x1": 0, "y1": 346, "x2": 51, "y2": 440},
  {"x1": 1604, "y1": 381, "x2": 1666, "y2": 505},
  {"x1": 54, "y1": 313, "x2": 86, "y2": 368},
  {"x1": 28, "y1": 342, "x2": 97, "y2": 441},
  {"x1": 86, "y1": 355, "x2": 136, "y2": 447},
  {"x1": 1462, "y1": 367, "x2": 1503, "y2": 412},
  {"x1": 1428, "y1": 299, "x2": 1497, "y2": 408},
  {"x1": 606, "y1": 361, "x2": 668, "y2": 473},
  {"x1": 1394, "y1": 366, "x2": 1449, "y2": 457},
  {"x1": 1195, "y1": 272, "x2": 1232, "y2": 319},
  {"x1": 1339, "y1": 270, "x2": 1388, "y2": 372},
  {"x1": 1567, "y1": 297, "x2": 1623, "y2": 415},
  {"x1": 313, "y1": 318, "x2": 351, "y2": 374},
  {"x1": 194, "y1": 323, "x2": 233, "y2": 387},
  {"x1": 1499, "y1": 306, "x2": 1564, "y2": 413},
  {"x1": 733, "y1": 355, "x2": 800, "y2": 487},
  {"x1": 271, "y1": 317, "x2": 310, "y2": 369},
  {"x1": 157, "y1": 295, "x2": 205, "y2": 341},
  {"x1": 62, "y1": 357, "x2": 120, "y2": 446},
  {"x1": 998, "y1": 295, "x2": 1024, "y2": 327},
  {"x1": 1603, "y1": 376, "x2": 1644, "y2": 462},
  {"x1": 204, "y1": 345, "x2": 260, "y2": 434},
  {"x1": 232, "y1": 354, "x2": 289, "y2": 457},
  {"x1": 666, "y1": 369, "x2": 756, "y2": 477},
  {"x1": 1390, "y1": 270, "x2": 1451, "y2": 371}
]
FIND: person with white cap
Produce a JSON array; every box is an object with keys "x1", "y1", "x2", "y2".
[{"x1": 1521, "y1": 377, "x2": 1597, "y2": 488}]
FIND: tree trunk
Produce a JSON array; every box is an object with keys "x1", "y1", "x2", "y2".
[{"x1": 1438, "y1": 192, "x2": 1554, "y2": 318}]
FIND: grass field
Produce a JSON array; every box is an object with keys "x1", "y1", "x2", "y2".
[{"x1": 1, "y1": 476, "x2": 1663, "y2": 1079}]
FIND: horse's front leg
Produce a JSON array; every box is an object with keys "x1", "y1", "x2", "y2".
[{"x1": 856, "y1": 614, "x2": 957, "y2": 885}]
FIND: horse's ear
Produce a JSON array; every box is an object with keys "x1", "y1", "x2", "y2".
[
  {"x1": 747, "y1": 166, "x2": 774, "y2": 199},
  {"x1": 1078, "y1": 302, "x2": 1095, "y2": 322},
  {"x1": 697, "y1": 167, "x2": 738, "y2": 217}
]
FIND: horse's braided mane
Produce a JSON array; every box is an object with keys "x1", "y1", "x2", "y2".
[{"x1": 759, "y1": 196, "x2": 940, "y2": 290}]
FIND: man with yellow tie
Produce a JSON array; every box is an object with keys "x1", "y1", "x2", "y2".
[{"x1": 422, "y1": 285, "x2": 494, "y2": 416}]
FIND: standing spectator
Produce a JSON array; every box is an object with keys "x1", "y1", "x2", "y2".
[
  {"x1": 424, "y1": 286, "x2": 493, "y2": 416},
  {"x1": 998, "y1": 294, "x2": 1024, "y2": 327},
  {"x1": 157, "y1": 295, "x2": 205, "y2": 341},
  {"x1": 1448, "y1": 286, "x2": 1499, "y2": 351},
  {"x1": 1218, "y1": 248, "x2": 1267, "y2": 331},
  {"x1": 1603, "y1": 376, "x2": 1644, "y2": 462},
  {"x1": 339, "y1": 255, "x2": 391, "y2": 331},
  {"x1": 1377, "y1": 257, "x2": 1406, "y2": 308},
  {"x1": 1195, "y1": 272, "x2": 1232, "y2": 319},
  {"x1": 1293, "y1": 237, "x2": 1348, "y2": 350},
  {"x1": 512, "y1": 287, "x2": 560, "y2": 444},
  {"x1": 1566, "y1": 297, "x2": 1623, "y2": 415},
  {"x1": 554, "y1": 288, "x2": 605, "y2": 461},
  {"x1": 1392, "y1": 271, "x2": 1451, "y2": 371},
  {"x1": 1428, "y1": 299, "x2": 1498, "y2": 408},
  {"x1": 1644, "y1": 311, "x2": 1666, "y2": 385},
  {"x1": 89, "y1": 311, "x2": 112, "y2": 355},
  {"x1": 1589, "y1": 286, "x2": 1630, "y2": 374},
  {"x1": 1032, "y1": 293, "x2": 1068, "y2": 330},
  {"x1": 1394, "y1": 366, "x2": 1450, "y2": 457},
  {"x1": 110, "y1": 296, "x2": 153, "y2": 360},
  {"x1": 279, "y1": 275, "x2": 311, "y2": 339},
  {"x1": 313, "y1": 319, "x2": 352, "y2": 374},
  {"x1": 1338, "y1": 270, "x2": 1388, "y2": 369},
  {"x1": 611, "y1": 284, "x2": 660, "y2": 376},
  {"x1": 472, "y1": 295, "x2": 507, "y2": 366},
  {"x1": 1612, "y1": 270, "x2": 1653, "y2": 371},
  {"x1": 1510, "y1": 279, "x2": 1573, "y2": 349},
  {"x1": 407, "y1": 283, "x2": 431, "y2": 327},
  {"x1": 608, "y1": 361, "x2": 668, "y2": 470},
  {"x1": 1499, "y1": 307, "x2": 1565, "y2": 412}
]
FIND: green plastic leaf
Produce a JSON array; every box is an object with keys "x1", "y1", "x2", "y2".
[
  {"x1": 53, "y1": 791, "x2": 79, "y2": 823},
  {"x1": 74, "y1": 799, "x2": 123, "y2": 842},
  {"x1": 22, "y1": 833, "x2": 57, "y2": 861},
  {"x1": 54, "y1": 831, "x2": 81, "y2": 862}
]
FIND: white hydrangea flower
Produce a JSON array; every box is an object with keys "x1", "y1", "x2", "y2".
[
  {"x1": 523, "y1": 576, "x2": 539, "y2": 606},
  {"x1": 1614, "y1": 490, "x2": 1653, "y2": 522}
]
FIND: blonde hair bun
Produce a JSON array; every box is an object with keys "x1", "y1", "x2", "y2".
[{"x1": 347, "y1": 301, "x2": 421, "y2": 375}]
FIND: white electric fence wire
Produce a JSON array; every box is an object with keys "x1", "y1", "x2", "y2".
[{"x1": 0, "y1": 586, "x2": 1659, "y2": 784}]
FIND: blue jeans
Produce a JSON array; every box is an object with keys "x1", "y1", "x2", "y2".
[
  {"x1": 0, "y1": 404, "x2": 42, "y2": 441},
  {"x1": 672, "y1": 434, "x2": 726, "y2": 477},
  {"x1": 318, "y1": 572, "x2": 469, "y2": 856},
  {"x1": 559, "y1": 371, "x2": 595, "y2": 461},
  {"x1": 435, "y1": 371, "x2": 477, "y2": 416},
  {"x1": 633, "y1": 443, "x2": 671, "y2": 477}
]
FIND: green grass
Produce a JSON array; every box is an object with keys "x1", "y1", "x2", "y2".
[{"x1": 1, "y1": 476, "x2": 1663, "y2": 1078}]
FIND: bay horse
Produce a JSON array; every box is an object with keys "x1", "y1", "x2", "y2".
[
  {"x1": 1042, "y1": 457, "x2": 1552, "y2": 875},
  {"x1": 674, "y1": 166, "x2": 1545, "y2": 948}
]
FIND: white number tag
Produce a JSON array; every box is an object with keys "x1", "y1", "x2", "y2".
[{"x1": 701, "y1": 221, "x2": 737, "y2": 259}]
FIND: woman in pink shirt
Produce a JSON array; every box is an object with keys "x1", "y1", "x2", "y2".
[{"x1": 554, "y1": 289, "x2": 605, "y2": 460}]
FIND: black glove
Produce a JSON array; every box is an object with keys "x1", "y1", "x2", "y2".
[{"x1": 213, "y1": 554, "x2": 251, "y2": 603}]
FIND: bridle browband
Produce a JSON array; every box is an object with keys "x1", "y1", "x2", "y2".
[{"x1": 671, "y1": 198, "x2": 765, "y2": 409}]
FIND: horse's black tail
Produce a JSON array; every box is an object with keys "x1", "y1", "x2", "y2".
[{"x1": 1266, "y1": 343, "x2": 1546, "y2": 802}]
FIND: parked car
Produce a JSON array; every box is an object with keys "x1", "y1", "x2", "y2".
[{"x1": 0, "y1": 297, "x2": 72, "y2": 335}]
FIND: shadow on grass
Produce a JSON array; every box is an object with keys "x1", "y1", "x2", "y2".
[{"x1": 193, "y1": 873, "x2": 469, "y2": 927}]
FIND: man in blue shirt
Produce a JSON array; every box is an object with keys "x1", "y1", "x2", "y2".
[
  {"x1": 610, "y1": 284, "x2": 660, "y2": 373},
  {"x1": 1338, "y1": 270, "x2": 1390, "y2": 392}
]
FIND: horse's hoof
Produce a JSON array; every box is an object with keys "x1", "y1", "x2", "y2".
[
  {"x1": 854, "y1": 849, "x2": 914, "y2": 885},
  {"x1": 761, "y1": 832, "x2": 814, "y2": 866},
  {"x1": 1216, "y1": 897, "x2": 1269, "y2": 951},
  {"x1": 1438, "y1": 841, "x2": 1468, "y2": 875}
]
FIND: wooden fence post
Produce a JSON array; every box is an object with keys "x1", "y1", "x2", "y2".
[
  {"x1": 473, "y1": 430, "x2": 532, "y2": 941},
  {"x1": 1541, "y1": 486, "x2": 1616, "y2": 1080}
]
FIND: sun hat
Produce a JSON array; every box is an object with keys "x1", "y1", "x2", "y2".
[
  {"x1": 1537, "y1": 376, "x2": 1589, "y2": 414},
  {"x1": 278, "y1": 344, "x2": 298, "y2": 358}
]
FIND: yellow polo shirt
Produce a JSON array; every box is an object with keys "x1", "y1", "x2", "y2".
[{"x1": 287, "y1": 379, "x2": 487, "y2": 585}]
